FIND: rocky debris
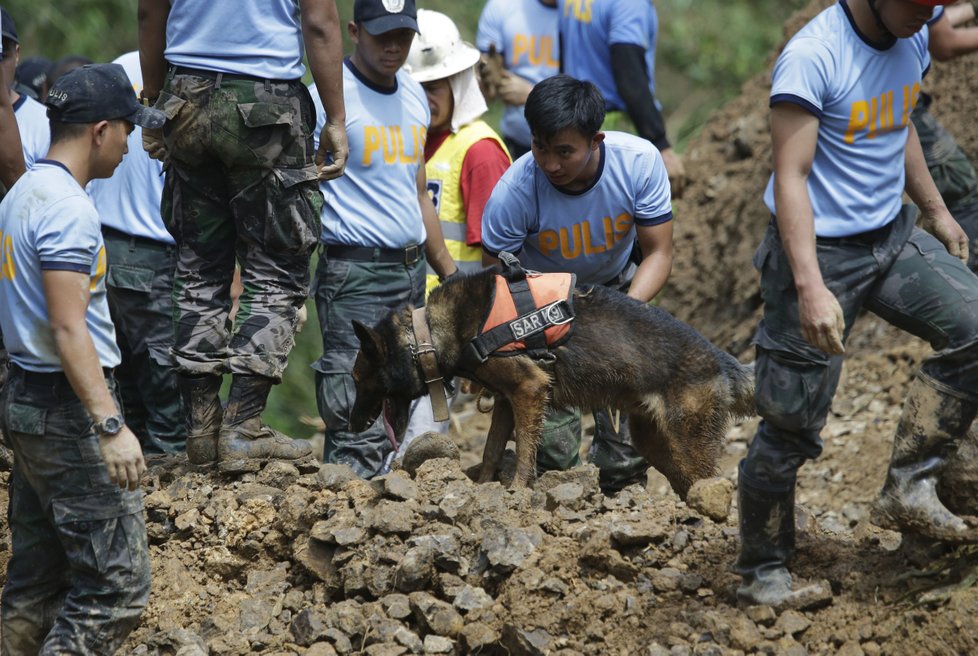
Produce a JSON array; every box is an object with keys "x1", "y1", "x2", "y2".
[
  {"x1": 686, "y1": 477, "x2": 734, "y2": 522},
  {"x1": 399, "y1": 432, "x2": 460, "y2": 476}
]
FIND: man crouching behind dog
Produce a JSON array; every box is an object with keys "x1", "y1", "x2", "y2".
[{"x1": 481, "y1": 74, "x2": 674, "y2": 495}]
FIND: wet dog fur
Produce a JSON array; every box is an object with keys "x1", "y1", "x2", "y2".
[{"x1": 350, "y1": 267, "x2": 754, "y2": 498}]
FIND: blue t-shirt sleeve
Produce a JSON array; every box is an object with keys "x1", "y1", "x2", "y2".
[
  {"x1": 914, "y1": 30, "x2": 932, "y2": 78},
  {"x1": 634, "y1": 148, "x2": 672, "y2": 226},
  {"x1": 769, "y1": 36, "x2": 835, "y2": 118},
  {"x1": 482, "y1": 177, "x2": 531, "y2": 256},
  {"x1": 607, "y1": 0, "x2": 653, "y2": 48},
  {"x1": 477, "y1": 0, "x2": 503, "y2": 53},
  {"x1": 37, "y1": 199, "x2": 100, "y2": 273}
]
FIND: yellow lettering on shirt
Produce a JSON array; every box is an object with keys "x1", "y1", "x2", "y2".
[
  {"x1": 845, "y1": 84, "x2": 919, "y2": 144},
  {"x1": 363, "y1": 126, "x2": 382, "y2": 166},
  {"x1": 844, "y1": 101, "x2": 870, "y2": 145},
  {"x1": 0, "y1": 231, "x2": 15, "y2": 281},
  {"x1": 90, "y1": 246, "x2": 106, "y2": 292},
  {"x1": 564, "y1": 0, "x2": 593, "y2": 23},
  {"x1": 539, "y1": 229, "x2": 559, "y2": 256},
  {"x1": 536, "y1": 214, "x2": 634, "y2": 261},
  {"x1": 363, "y1": 125, "x2": 423, "y2": 167},
  {"x1": 511, "y1": 35, "x2": 559, "y2": 68}
]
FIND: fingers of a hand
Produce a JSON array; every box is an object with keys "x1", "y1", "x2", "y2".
[{"x1": 123, "y1": 462, "x2": 141, "y2": 490}]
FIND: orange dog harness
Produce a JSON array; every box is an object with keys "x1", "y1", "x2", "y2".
[{"x1": 467, "y1": 254, "x2": 576, "y2": 362}]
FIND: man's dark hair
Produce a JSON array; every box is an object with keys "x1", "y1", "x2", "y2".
[
  {"x1": 47, "y1": 55, "x2": 93, "y2": 87},
  {"x1": 524, "y1": 74, "x2": 606, "y2": 142},
  {"x1": 48, "y1": 118, "x2": 89, "y2": 145}
]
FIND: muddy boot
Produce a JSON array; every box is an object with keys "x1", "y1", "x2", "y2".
[
  {"x1": 736, "y1": 469, "x2": 832, "y2": 610},
  {"x1": 178, "y1": 374, "x2": 223, "y2": 464},
  {"x1": 590, "y1": 409, "x2": 648, "y2": 495},
  {"x1": 218, "y1": 374, "x2": 312, "y2": 467},
  {"x1": 872, "y1": 376, "x2": 978, "y2": 543}
]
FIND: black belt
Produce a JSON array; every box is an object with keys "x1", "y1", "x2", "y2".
[
  {"x1": 817, "y1": 222, "x2": 892, "y2": 246},
  {"x1": 170, "y1": 65, "x2": 293, "y2": 86},
  {"x1": 11, "y1": 364, "x2": 113, "y2": 387},
  {"x1": 323, "y1": 243, "x2": 423, "y2": 265},
  {"x1": 102, "y1": 225, "x2": 174, "y2": 251}
]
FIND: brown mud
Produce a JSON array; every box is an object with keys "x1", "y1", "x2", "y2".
[{"x1": 4, "y1": 1, "x2": 978, "y2": 653}]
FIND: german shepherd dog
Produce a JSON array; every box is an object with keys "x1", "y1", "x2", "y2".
[{"x1": 350, "y1": 267, "x2": 754, "y2": 499}]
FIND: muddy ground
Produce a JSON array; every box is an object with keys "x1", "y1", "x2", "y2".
[{"x1": 4, "y1": 1, "x2": 978, "y2": 654}]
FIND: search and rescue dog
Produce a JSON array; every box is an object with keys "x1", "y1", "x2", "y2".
[{"x1": 350, "y1": 264, "x2": 754, "y2": 498}]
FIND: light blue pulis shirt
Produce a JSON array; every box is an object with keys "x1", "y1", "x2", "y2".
[
  {"x1": 482, "y1": 131, "x2": 672, "y2": 284},
  {"x1": 165, "y1": 0, "x2": 305, "y2": 80},
  {"x1": 477, "y1": 0, "x2": 559, "y2": 148},
  {"x1": 557, "y1": 0, "x2": 658, "y2": 112},
  {"x1": 312, "y1": 60, "x2": 430, "y2": 248},
  {"x1": 0, "y1": 161, "x2": 121, "y2": 372},
  {"x1": 763, "y1": 0, "x2": 930, "y2": 237},
  {"x1": 13, "y1": 94, "x2": 50, "y2": 170},
  {"x1": 89, "y1": 51, "x2": 172, "y2": 244}
]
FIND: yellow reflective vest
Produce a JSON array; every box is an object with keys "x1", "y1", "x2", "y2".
[{"x1": 425, "y1": 120, "x2": 509, "y2": 293}]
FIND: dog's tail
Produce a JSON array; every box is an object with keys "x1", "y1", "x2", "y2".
[{"x1": 728, "y1": 359, "x2": 756, "y2": 419}]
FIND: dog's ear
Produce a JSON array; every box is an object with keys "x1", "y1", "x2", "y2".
[{"x1": 352, "y1": 320, "x2": 386, "y2": 361}]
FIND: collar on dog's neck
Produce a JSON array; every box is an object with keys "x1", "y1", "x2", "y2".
[{"x1": 411, "y1": 307, "x2": 451, "y2": 423}]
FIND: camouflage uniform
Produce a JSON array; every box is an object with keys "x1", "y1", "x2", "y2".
[
  {"x1": 159, "y1": 70, "x2": 323, "y2": 381},
  {"x1": 741, "y1": 205, "x2": 978, "y2": 490},
  {"x1": 313, "y1": 249, "x2": 427, "y2": 478},
  {"x1": 103, "y1": 229, "x2": 185, "y2": 453},
  {"x1": 912, "y1": 94, "x2": 978, "y2": 273},
  {"x1": 0, "y1": 368, "x2": 150, "y2": 654}
]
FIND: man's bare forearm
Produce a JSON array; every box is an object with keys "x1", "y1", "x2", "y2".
[
  {"x1": 302, "y1": 0, "x2": 346, "y2": 125},
  {"x1": 138, "y1": 0, "x2": 171, "y2": 100}
]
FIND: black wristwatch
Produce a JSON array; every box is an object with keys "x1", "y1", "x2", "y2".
[{"x1": 93, "y1": 414, "x2": 125, "y2": 436}]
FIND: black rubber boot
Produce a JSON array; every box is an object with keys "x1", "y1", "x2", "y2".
[
  {"x1": 736, "y1": 469, "x2": 832, "y2": 610},
  {"x1": 872, "y1": 376, "x2": 978, "y2": 543},
  {"x1": 178, "y1": 374, "x2": 223, "y2": 465},
  {"x1": 218, "y1": 374, "x2": 312, "y2": 464}
]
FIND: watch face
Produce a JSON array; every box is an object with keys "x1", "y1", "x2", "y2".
[{"x1": 98, "y1": 415, "x2": 124, "y2": 434}]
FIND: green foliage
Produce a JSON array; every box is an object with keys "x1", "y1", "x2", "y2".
[{"x1": 3, "y1": 0, "x2": 806, "y2": 440}]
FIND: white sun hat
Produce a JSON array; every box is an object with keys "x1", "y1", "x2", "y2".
[{"x1": 404, "y1": 9, "x2": 481, "y2": 83}]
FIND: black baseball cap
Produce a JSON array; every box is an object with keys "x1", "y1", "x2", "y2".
[
  {"x1": 1, "y1": 7, "x2": 18, "y2": 44},
  {"x1": 45, "y1": 63, "x2": 165, "y2": 130},
  {"x1": 354, "y1": 0, "x2": 418, "y2": 35}
]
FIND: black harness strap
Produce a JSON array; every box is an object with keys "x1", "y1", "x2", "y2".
[{"x1": 498, "y1": 253, "x2": 550, "y2": 358}]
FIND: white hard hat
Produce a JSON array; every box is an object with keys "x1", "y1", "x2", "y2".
[{"x1": 404, "y1": 9, "x2": 481, "y2": 83}]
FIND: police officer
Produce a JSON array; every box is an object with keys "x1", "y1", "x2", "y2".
[
  {"x1": 0, "y1": 8, "x2": 49, "y2": 169},
  {"x1": 137, "y1": 0, "x2": 349, "y2": 466},
  {"x1": 311, "y1": 0, "x2": 457, "y2": 478},
  {"x1": 477, "y1": 0, "x2": 558, "y2": 160},
  {"x1": 482, "y1": 74, "x2": 674, "y2": 495},
  {"x1": 558, "y1": 0, "x2": 686, "y2": 196},
  {"x1": 914, "y1": 2, "x2": 978, "y2": 272},
  {"x1": 738, "y1": 0, "x2": 978, "y2": 609},
  {"x1": 89, "y1": 51, "x2": 185, "y2": 456},
  {"x1": 0, "y1": 63, "x2": 159, "y2": 653},
  {"x1": 0, "y1": 4, "x2": 24, "y2": 192}
]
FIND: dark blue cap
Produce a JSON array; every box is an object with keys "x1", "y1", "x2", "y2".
[
  {"x1": 45, "y1": 63, "x2": 165, "y2": 129},
  {"x1": 1, "y1": 7, "x2": 18, "y2": 44},
  {"x1": 354, "y1": 0, "x2": 418, "y2": 35}
]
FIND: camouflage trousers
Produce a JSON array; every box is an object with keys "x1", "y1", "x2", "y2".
[
  {"x1": 912, "y1": 97, "x2": 978, "y2": 273},
  {"x1": 0, "y1": 367, "x2": 150, "y2": 654},
  {"x1": 313, "y1": 249, "x2": 427, "y2": 478},
  {"x1": 741, "y1": 205, "x2": 978, "y2": 490},
  {"x1": 103, "y1": 229, "x2": 185, "y2": 454},
  {"x1": 159, "y1": 70, "x2": 323, "y2": 381}
]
